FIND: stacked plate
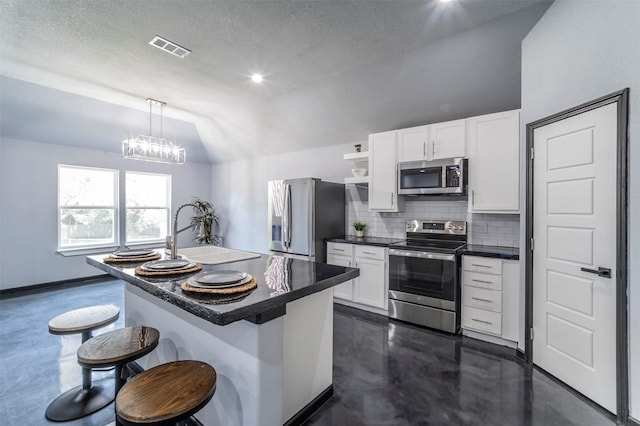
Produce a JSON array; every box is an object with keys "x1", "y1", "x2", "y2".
[
  {"x1": 139, "y1": 259, "x2": 198, "y2": 272},
  {"x1": 111, "y1": 249, "x2": 156, "y2": 259},
  {"x1": 186, "y1": 270, "x2": 252, "y2": 289}
]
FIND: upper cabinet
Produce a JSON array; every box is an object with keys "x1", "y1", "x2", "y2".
[
  {"x1": 397, "y1": 119, "x2": 466, "y2": 163},
  {"x1": 467, "y1": 110, "x2": 520, "y2": 213},
  {"x1": 431, "y1": 119, "x2": 467, "y2": 160},
  {"x1": 369, "y1": 130, "x2": 402, "y2": 212}
]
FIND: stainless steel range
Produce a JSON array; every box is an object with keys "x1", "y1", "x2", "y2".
[{"x1": 388, "y1": 219, "x2": 467, "y2": 333}]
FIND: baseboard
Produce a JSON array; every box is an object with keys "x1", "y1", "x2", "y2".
[
  {"x1": 629, "y1": 415, "x2": 640, "y2": 426},
  {"x1": 0, "y1": 274, "x2": 112, "y2": 299},
  {"x1": 283, "y1": 385, "x2": 334, "y2": 426}
]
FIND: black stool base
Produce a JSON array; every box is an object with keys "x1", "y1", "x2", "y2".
[{"x1": 45, "y1": 378, "x2": 115, "y2": 422}]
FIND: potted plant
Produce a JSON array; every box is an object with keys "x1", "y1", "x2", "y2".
[
  {"x1": 190, "y1": 197, "x2": 222, "y2": 246},
  {"x1": 353, "y1": 221, "x2": 367, "y2": 238}
]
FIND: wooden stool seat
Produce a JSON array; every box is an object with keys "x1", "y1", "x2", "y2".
[
  {"x1": 78, "y1": 326, "x2": 160, "y2": 396},
  {"x1": 116, "y1": 360, "x2": 217, "y2": 426},
  {"x1": 48, "y1": 304, "x2": 120, "y2": 336},
  {"x1": 45, "y1": 305, "x2": 120, "y2": 422}
]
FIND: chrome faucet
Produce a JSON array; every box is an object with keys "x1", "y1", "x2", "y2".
[{"x1": 168, "y1": 203, "x2": 204, "y2": 259}]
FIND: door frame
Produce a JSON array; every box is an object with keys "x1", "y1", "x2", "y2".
[{"x1": 524, "y1": 88, "x2": 629, "y2": 422}]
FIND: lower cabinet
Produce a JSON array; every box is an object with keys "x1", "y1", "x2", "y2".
[
  {"x1": 326, "y1": 242, "x2": 388, "y2": 312},
  {"x1": 461, "y1": 255, "x2": 520, "y2": 347}
]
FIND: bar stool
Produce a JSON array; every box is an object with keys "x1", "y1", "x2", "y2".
[
  {"x1": 45, "y1": 304, "x2": 120, "y2": 421},
  {"x1": 116, "y1": 360, "x2": 217, "y2": 425},
  {"x1": 77, "y1": 326, "x2": 160, "y2": 398}
]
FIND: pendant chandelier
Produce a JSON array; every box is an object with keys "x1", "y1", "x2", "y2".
[{"x1": 122, "y1": 98, "x2": 186, "y2": 165}]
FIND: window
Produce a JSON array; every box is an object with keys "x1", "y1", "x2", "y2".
[
  {"x1": 58, "y1": 165, "x2": 118, "y2": 249},
  {"x1": 125, "y1": 172, "x2": 171, "y2": 244}
]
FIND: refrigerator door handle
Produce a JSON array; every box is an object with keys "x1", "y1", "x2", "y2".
[{"x1": 283, "y1": 184, "x2": 292, "y2": 248}]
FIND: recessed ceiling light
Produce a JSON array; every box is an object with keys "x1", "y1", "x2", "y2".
[
  {"x1": 251, "y1": 74, "x2": 264, "y2": 84},
  {"x1": 149, "y1": 35, "x2": 191, "y2": 59},
  {"x1": 440, "y1": 0, "x2": 452, "y2": 3}
]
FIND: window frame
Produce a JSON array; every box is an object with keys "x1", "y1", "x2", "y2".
[
  {"x1": 57, "y1": 164, "x2": 119, "y2": 252},
  {"x1": 124, "y1": 171, "x2": 172, "y2": 245}
]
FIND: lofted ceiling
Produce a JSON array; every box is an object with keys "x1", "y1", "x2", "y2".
[{"x1": 0, "y1": 0, "x2": 552, "y2": 165}]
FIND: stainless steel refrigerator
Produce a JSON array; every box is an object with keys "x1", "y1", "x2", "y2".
[{"x1": 268, "y1": 178, "x2": 345, "y2": 262}]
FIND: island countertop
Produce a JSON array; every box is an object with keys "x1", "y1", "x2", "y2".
[{"x1": 87, "y1": 252, "x2": 359, "y2": 326}]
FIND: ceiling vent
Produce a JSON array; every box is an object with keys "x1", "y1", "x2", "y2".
[{"x1": 149, "y1": 35, "x2": 191, "y2": 58}]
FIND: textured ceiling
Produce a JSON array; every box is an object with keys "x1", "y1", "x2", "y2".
[{"x1": 0, "y1": 0, "x2": 552, "y2": 164}]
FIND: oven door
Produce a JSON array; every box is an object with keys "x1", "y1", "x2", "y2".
[{"x1": 388, "y1": 249, "x2": 457, "y2": 311}]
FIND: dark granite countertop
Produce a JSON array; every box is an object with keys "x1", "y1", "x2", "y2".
[
  {"x1": 326, "y1": 235, "x2": 405, "y2": 247},
  {"x1": 87, "y1": 253, "x2": 359, "y2": 326},
  {"x1": 462, "y1": 245, "x2": 520, "y2": 260}
]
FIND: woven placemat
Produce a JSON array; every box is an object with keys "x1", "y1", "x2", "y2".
[
  {"x1": 104, "y1": 253, "x2": 161, "y2": 264},
  {"x1": 135, "y1": 263, "x2": 202, "y2": 277},
  {"x1": 181, "y1": 277, "x2": 257, "y2": 295}
]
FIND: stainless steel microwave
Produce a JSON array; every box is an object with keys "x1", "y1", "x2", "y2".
[{"x1": 397, "y1": 157, "x2": 467, "y2": 195}]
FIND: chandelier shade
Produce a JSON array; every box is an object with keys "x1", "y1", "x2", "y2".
[{"x1": 122, "y1": 98, "x2": 186, "y2": 165}]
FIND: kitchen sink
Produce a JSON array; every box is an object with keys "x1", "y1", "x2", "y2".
[{"x1": 177, "y1": 246, "x2": 261, "y2": 265}]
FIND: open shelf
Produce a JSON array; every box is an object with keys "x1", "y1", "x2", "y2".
[
  {"x1": 345, "y1": 176, "x2": 369, "y2": 185},
  {"x1": 343, "y1": 151, "x2": 369, "y2": 162}
]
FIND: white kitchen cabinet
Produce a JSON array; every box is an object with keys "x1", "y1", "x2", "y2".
[
  {"x1": 461, "y1": 255, "x2": 519, "y2": 347},
  {"x1": 397, "y1": 125, "x2": 429, "y2": 162},
  {"x1": 326, "y1": 243, "x2": 354, "y2": 300},
  {"x1": 326, "y1": 242, "x2": 388, "y2": 313},
  {"x1": 369, "y1": 130, "x2": 402, "y2": 212},
  {"x1": 430, "y1": 118, "x2": 467, "y2": 160},
  {"x1": 467, "y1": 110, "x2": 520, "y2": 213},
  {"x1": 397, "y1": 119, "x2": 466, "y2": 163},
  {"x1": 352, "y1": 245, "x2": 387, "y2": 309}
]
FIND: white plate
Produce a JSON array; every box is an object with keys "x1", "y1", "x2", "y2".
[
  {"x1": 112, "y1": 249, "x2": 155, "y2": 258},
  {"x1": 187, "y1": 273, "x2": 253, "y2": 289},
  {"x1": 141, "y1": 259, "x2": 195, "y2": 271},
  {"x1": 196, "y1": 270, "x2": 247, "y2": 285}
]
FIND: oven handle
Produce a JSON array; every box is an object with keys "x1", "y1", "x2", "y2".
[{"x1": 389, "y1": 249, "x2": 455, "y2": 262}]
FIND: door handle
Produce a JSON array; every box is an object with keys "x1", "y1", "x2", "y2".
[{"x1": 580, "y1": 266, "x2": 612, "y2": 279}]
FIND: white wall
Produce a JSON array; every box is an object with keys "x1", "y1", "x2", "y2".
[
  {"x1": 0, "y1": 137, "x2": 212, "y2": 290},
  {"x1": 211, "y1": 142, "x2": 358, "y2": 253},
  {"x1": 521, "y1": 0, "x2": 640, "y2": 419}
]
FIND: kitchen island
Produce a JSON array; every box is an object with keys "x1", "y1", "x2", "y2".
[{"x1": 87, "y1": 252, "x2": 358, "y2": 426}]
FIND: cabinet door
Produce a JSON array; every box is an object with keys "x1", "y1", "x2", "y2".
[
  {"x1": 326, "y1": 254, "x2": 353, "y2": 300},
  {"x1": 397, "y1": 125, "x2": 429, "y2": 162},
  {"x1": 431, "y1": 119, "x2": 466, "y2": 160},
  {"x1": 369, "y1": 131, "x2": 400, "y2": 212},
  {"x1": 468, "y1": 110, "x2": 520, "y2": 213},
  {"x1": 353, "y1": 257, "x2": 386, "y2": 309}
]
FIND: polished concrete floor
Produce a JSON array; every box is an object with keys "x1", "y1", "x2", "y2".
[{"x1": 0, "y1": 279, "x2": 615, "y2": 425}]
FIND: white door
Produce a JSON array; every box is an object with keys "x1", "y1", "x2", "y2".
[
  {"x1": 532, "y1": 102, "x2": 617, "y2": 413},
  {"x1": 369, "y1": 130, "x2": 399, "y2": 211}
]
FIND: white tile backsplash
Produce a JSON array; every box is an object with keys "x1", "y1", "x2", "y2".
[{"x1": 346, "y1": 191, "x2": 520, "y2": 247}]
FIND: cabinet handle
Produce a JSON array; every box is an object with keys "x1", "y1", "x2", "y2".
[
  {"x1": 348, "y1": 261, "x2": 352, "y2": 267},
  {"x1": 391, "y1": 193, "x2": 394, "y2": 206},
  {"x1": 472, "y1": 264, "x2": 491, "y2": 268},
  {"x1": 471, "y1": 279, "x2": 493, "y2": 284},
  {"x1": 432, "y1": 141, "x2": 435, "y2": 156},
  {"x1": 471, "y1": 190, "x2": 475, "y2": 206},
  {"x1": 334, "y1": 248, "x2": 345, "y2": 252},
  {"x1": 362, "y1": 251, "x2": 376, "y2": 255},
  {"x1": 471, "y1": 318, "x2": 492, "y2": 325},
  {"x1": 472, "y1": 297, "x2": 493, "y2": 303},
  {"x1": 423, "y1": 142, "x2": 426, "y2": 158}
]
